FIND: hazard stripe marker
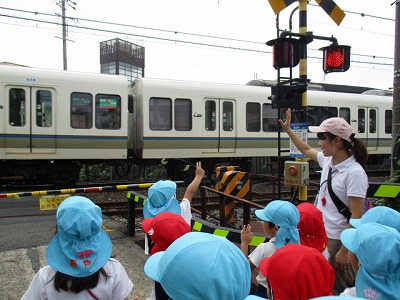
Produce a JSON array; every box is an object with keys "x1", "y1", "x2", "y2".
[
  {"x1": 367, "y1": 183, "x2": 400, "y2": 199},
  {"x1": 268, "y1": 0, "x2": 297, "y2": 15},
  {"x1": 191, "y1": 216, "x2": 268, "y2": 247},
  {"x1": 0, "y1": 182, "x2": 182, "y2": 199},
  {"x1": 268, "y1": 0, "x2": 345, "y2": 26}
]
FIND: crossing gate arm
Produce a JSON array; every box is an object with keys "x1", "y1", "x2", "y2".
[
  {"x1": 191, "y1": 215, "x2": 268, "y2": 247},
  {"x1": 367, "y1": 182, "x2": 400, "y2": 199}
]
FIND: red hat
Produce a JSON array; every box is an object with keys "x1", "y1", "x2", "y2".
[
  {"x1": 297, "y1": 202, "x2": 328, "y2": 253},
  {"x1": 259, "y1": 244, "x2": 335, "y2": 300},
  {"x1": 142, "y1": 212, "x2": 191, "y2": 255}
]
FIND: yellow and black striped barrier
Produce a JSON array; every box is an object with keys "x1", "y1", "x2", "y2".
[
  {"x1": 191, "y1": 216, "x2": 268, "y2": 247},
  {"x1": 215, "y1": 166, "x2": 251, "y2": 225},
  {"x1": 126, "y1": 191, "x2": 148, "y2": 236},
  {"x1": 126, "y1": 191, "x2": 148, "y2": 206},
  {"x1": 126, "y1": 188, "x2": 268, "y2": 246},
  {"x1": 268, "y1": 0, "x2": 345, "y2": 26},
  {"x1": 367, "y1": 182, "x2": 400, "y2": 199},
  {"x1": 0, "y1": 182, "x2": 159, "y2": 199}
]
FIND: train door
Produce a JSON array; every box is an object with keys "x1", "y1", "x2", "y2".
[
  {"x1": 357, "y1": 107, "x2": 378, "y2": 150},
  {"x1": 4, "y1": 85, "x2": 56, "y2": 154},
  {"x1": 203, "y1": 98, "x2": 236, "y2": 153}
]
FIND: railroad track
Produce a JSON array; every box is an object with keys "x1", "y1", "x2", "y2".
[{"x1": 1, "y1": 169, "x2": 389, "y2": 219}]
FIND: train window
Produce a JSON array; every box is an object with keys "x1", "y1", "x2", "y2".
[
  {"x1": 9, "y1": 88, "x2": 26, "y2": 126},
  {"x1": 71, "y1": 92, "x2": 93, "y2": 129},
  {"x1": 36, "y1": 90, "x2": 52, "y2": 127},
  {"x1": 339, "y1": 108, "x2": 350, "y2": 123},
  {"x1": 262, "y1": 104, "x2": 278, "y2": 132},
  {"x1": 175, "y1": 98, "x2": 192, "y2": 131},
  {"x1": 358, "y1": 109, "x2": 366, "y2": 133},
  {"x1": 385, "y1": 110, "x2": 392, "y2": 134},
  {"x1": 246, "y1": 103, "x2": 261, "y2": 132},
  {"x1": 223, "y1": 101, "x2": 234, "y2": 131},
  {"x1": 205, "y1": 100, "x2": 216, "y2": 131},
  {"x1": 307, "y1": 106, "x2": 337, "y2": 126},
  {"x1": 150, "y1": 97, "x2": 172, "y2": 131},
  {"x1": 369, "y1": 109, "x2": 377, "y2": 133},
  {"x1": 246, "y1": 102, "x2": 261, "y2": 132},
  {"x1": 95, "y1": 95, "x2": 121, "y2": 130}
]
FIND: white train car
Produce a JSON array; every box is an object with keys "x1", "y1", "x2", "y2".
[
  {"x1": 0, "y1": 65, "x2": 393, "y2": 184},
  {"x1": 0, "y1": 65, "x2": 129, "y2": 184},
  {"x1": 129, "y1": 77, "x2": 392, "y2": 178}
]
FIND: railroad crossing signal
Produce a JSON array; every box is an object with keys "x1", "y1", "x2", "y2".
[
  {"x1": 266, "y1": 37, "x2": 300, "y2": 69},
  {"x1": 268, "y1": 0, "x2": 346, "y2": 25}
]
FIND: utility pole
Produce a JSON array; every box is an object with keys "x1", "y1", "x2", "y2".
[
  {"x1": 62, "y1": 0, "x2": 67, "y2": 70},
  {"x1": 392, "y1": 1, "x2": 400, "y2": 175}
]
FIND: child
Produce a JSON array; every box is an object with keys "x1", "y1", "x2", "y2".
[
  {"x1": 143, "y1": 161, "x2": 205, "y2": 224},
  {"x1": 340, "y1": 223, "x2": 400, "y2": 299},
  {"x1": 142, "y1": 212, "x2": 191, "y2": 300},
  {"x1": 144, "y1": 231, "x2": 251, "y2": 300},
  {"x1": 349, "y1": 205, "x2": 400, "y2": 231},
  {"x1": 341, "y1": 206, "x2": 400, "y2": 297},
  {"x1": 143, "y1": 161, "x2": 205, "y2": 254},
  {"x1": 240, "y1": 200, "x2": 300, "y2": 297},
  {"x1": 297, "y1": 202, "x2": 329, "y2": 259},
  {"x1": 259, "y1": 243, "x2": 335, "y2": 299},
  {"x1": 21, "y1": 196, "x2": 133, "y2": 299}
]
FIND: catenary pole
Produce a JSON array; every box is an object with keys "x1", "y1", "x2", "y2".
[
  {"x1": 392, "y1": 1, "x2": 400, "y2": 175},
  {"x1": 62, "y1": 0, "x2": 67, "y2": 70}
]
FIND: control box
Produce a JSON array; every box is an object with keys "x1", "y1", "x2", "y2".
[{"x1": 284, "y1": 161, "x2": 309, "y2": 187}]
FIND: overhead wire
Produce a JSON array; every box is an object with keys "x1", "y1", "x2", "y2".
[{"x1": 0, "y1": 6, "x2": 394, "y2": 67}]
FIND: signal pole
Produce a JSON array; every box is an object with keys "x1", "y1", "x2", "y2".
[{"x1": 297, "y1": 0, "x2": 308, "y2": 201}]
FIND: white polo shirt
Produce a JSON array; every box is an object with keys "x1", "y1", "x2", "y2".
[{"x1": 316, "y1": 152, "x2": 368, "y2": 239}]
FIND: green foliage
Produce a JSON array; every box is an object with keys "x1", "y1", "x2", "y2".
[
  {"x1": 79, "y1": 163, "x2": 112, "y2": 183},
  {"x1": 146, "y1": 165, "x2": 168, "y2": 180},
  {"x1": 78, "y1": 163, "x2": 169, "y2": 183}
]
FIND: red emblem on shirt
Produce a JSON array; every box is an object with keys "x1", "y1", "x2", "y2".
[{"x1": 321, "y1": 197, "x2": 326, "y2": 206}]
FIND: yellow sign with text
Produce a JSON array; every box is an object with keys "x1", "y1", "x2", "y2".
[{"x1": 39, "y1": 195, "x2": 70, "y2": 210}]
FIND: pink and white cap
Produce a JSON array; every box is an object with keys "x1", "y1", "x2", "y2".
[{"x1": 309, "y1": 117, "x2": 353, "y2": 143}]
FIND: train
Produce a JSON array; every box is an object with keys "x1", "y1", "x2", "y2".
[{"x1": 0, "y1": 64, "x2": 393, "y2": 185}]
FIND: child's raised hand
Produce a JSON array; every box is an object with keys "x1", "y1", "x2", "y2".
[
  {"x1": 241, "y1": 224, "x2": 253, "y2": 245},
  {"x1": 195, "y1": 161, "x2": 205, "y2": 177}
]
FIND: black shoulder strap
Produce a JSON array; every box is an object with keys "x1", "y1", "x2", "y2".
[{"x1": 327, "y1": 167, "x2": 351, "y2": 222}]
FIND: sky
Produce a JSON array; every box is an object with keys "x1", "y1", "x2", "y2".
[{"x1": 0, "y1": 0, "x2": 396, "y2": 90}]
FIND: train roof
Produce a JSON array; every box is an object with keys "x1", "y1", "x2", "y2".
[
  {"x1": 245, "y1": 79, "x2": 392, "y2": 96},
  {"x1": 0, "y1": 64, "x2": 129, "y2": 86}
]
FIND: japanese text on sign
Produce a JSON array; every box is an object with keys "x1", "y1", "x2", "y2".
[{"x1": 290, "y1": 123, "x2": 307, "y2": 158}]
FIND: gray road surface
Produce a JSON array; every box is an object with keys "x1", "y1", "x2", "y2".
[{"x1": 0, "y1": 196, "x2": 152, "y2": 299}]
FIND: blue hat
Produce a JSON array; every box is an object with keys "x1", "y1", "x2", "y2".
[
  {"x1": 143, "y1": 180, "x2": 181, "y2": 218},
  {"x1": 46, "y1": 196, "x2": 112, "y2": 278},
  {"x1": 340, "y1": 223, "x2": 400, "y2": 299},
  {"x1": 144, "y1": 232, "x2": 251, "y2": 300},
  {"x1": 350, "y1": 206, "x2": 400, "y2": 231},
  {"x1": 255, "y1": 200, "x2": 300, "y2": 248},
  {"x1": 244, "y1": 296, "x2": 268, "y2": 300}
]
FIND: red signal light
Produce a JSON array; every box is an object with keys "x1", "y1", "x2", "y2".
[
  {"x1": 266, "y1": 37, "x2": 300, "y2": 70},
  {"x1": 320, "y1": 44, "x2": 351, "y2": 73}
]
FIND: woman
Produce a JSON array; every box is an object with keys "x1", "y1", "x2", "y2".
[{"x1": 279, "y1": 108, "x2": 368, "y2": 295}]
